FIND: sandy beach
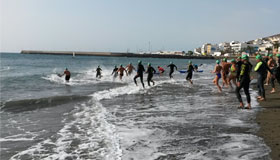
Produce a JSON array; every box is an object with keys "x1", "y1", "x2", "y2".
[{"x1": 256, "y1": 83, "x2": 280, "y2": 160}]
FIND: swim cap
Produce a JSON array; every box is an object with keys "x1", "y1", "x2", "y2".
[
  {"x1": 223, "y1": 58, "x2": 227, "y2": 62},
  {"x1": 241, "y1": 54, "x2": 248, "y2": 60},
  {"x1": 256, "y1": 55, "x2": 262, "y2": 60},
  {"x1": 65, "y1": 68, "x2": 68, "y2": 70},
  {"x1": 237, "y1": 56, "x2": 241, "y2": 59},
  {"x1": 277, "y1": 53, "x2": 280, "y2": 57},
  {"x1": 120, "y1": 64, "x2": 123, "y2": 67},
  {"x1": 268, "y1": 54, "x2": 273, "y2": 57},
  {"x1": 231, "y1": 59, "x2": 236, "y2": 62},
  {"x1": 170, "y1": 61, "x2": 173, "y2": 64},
  {"x1": 216, "y1": 60, "x2": 220, "y2": 64},
  {"x1": 129, "y1": 62, "x2": 132, "y2": 64},
  {"x1": 189, "y1": 60, "x2": 192, "y2": 64},
  {"x1": 138, "y1": 60, "x2": 142, "y2": 64},
  {"x1": 148, "y1": 63, "x2": 151, "y2": 66}
]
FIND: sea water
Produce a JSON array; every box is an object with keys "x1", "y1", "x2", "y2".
[{"x1": 0, "y1": 53, "x2": 270, "y2": 160}]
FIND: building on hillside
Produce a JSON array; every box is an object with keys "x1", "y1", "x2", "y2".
[
  {"x1": 201, "y1": 43, "x2": 219, "y2": 55},
  {"x1": 258, "y1": 42, "x2": 273, "y2": 53},
  {"x1": 194, "y1": 48, "x2": 202, "y2": 55},
  {"x1": 230, "y1": 41, "x2": 247, "y2": 53},
  {"x1": 218, "y1": 42, "x2": 231, "y2": 52}
]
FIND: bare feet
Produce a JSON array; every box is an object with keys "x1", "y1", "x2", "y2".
[
  {"x1": 270, "y1": 89, "x2": 276, "y2": 94},
  {"x1": 245, "y1": 104, "x2": 251, "y2": 109}
]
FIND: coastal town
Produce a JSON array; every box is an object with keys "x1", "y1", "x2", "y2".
[{"x1": 144, "y1": 34, "x2": 280, "y2": 57}]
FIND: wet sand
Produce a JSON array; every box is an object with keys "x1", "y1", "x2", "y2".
[{"x1": 256, "y1": 83, "x2": 280, "y2": 160}]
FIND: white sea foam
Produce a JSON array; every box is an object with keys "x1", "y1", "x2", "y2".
[
  {"x1": 10, "y1": 99, "x2": 122, "y2": 160},
  {"x1": 0, "y1": 66, "x2": 11, "y2": 72}
]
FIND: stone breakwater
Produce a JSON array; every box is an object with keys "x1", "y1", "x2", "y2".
[{"x1": 21, "y1": 50, "x2": 214, "y2": 59}]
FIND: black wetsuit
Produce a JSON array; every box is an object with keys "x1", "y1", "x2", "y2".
[
  {"x1": 134, "y1": 64, "x2": 145, "y2": 88},
  {"x1": 147, "y1": 66, "x2": 156, "y2": 86},
  {"x1": 112, "y1": 67, "x2": 118, "y2": 78},
  {"x1": 255, "y1": 61, "x2": 272, "y2": 98},
  {"x1": 167, "y1": 64, "x2": 177, "y2": 78},
  {"x1": 271, "y1": 58, "x2": 280, "y2": 88},
  {"x1": 96, "y1": 67, "x2": 102, "y2": 78},
  {"x1": 236, "y1": 61, "x2": 252, "y2": 104},
  {"x1": 236, "y1": 60, "x2": 242, "y2": 71},
  {"x1": 186, "y1": 64, "x2": 194, "y2": 80}
]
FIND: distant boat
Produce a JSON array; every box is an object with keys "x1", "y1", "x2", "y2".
[{"x1": 72, "y1": 52, "x2": 75, "y2": 57}]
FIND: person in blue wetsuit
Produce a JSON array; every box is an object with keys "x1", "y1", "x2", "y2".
[
  {"x1": 134, "y1": 60, "x2": 145, "y2": 88},
  {"x1": 211, "y1": 60, "x2": 222, "y2": 92},
  {"x1": 167, "y1": 62, "x2": 177, "y2": 78},
  {"x1": 235, "y1": 55, "x2": 253, "y2": 109},
  {"x1": 186, "y1": 61, "x2": 195, "y2": 84},
  {"x1": 146, "y1": 63, "x2": 156, "y2": 86},
  {"x1": 254, "y1": 55, "x2": 273, "y2": 101}
]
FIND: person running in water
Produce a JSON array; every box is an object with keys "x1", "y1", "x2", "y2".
[
  {"x1": 167, "y1": 62, "x2": 177, "y2": 78},
  {"x1": 186, "y1": 61, "x2": 195, "y2": 84},
  {"x1": 254, "y1": 55, "x2": 273, "y2": 101},
  {"x1": 60, "y1": 68, "x2": 71, "y2": 82},
  {"x1": 111, "y1": 65, "x2": 118, "y2": 79},
  {"x1": 265, "y1": 54, "x2": 276, "y2": 86},
  {"x1": 126, "y1": 62, "x2": 135, "y2": 76},
  {"x1": 212, "y1": 60, "x2": 222, "y2": 92},
  {"x1": 157, "y1": 66, "x2": 165, "y2": 76},
  {"x1": 270, "y1": 53, "x2": 280, "y2": 93},
  {"x1": 96, "y1": 66, "x2": 102, "y2": 79},
  {"x1": 236, "y1": 55, "x2": 252, "y2": 109},
  {"x1": 228, "y1": 59, "x2": 237, "y2": 88},
  {"x1": 146, "y1": 63, "x2": 156, "y2": 86},
  {"x1": 134, "y1": 60, "x2": 145, "y2": 88},
  {"x1": 221, "y1": 58, "x2": 231, "y2": 87},
  {"x1": 117, "y1": 64, "x2": 128, "y2": 80}
]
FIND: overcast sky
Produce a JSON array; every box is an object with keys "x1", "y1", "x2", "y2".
[{"x1": 1, "y1": 0, "x2": 279, "y2": 52}]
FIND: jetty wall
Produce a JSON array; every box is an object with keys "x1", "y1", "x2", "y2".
[{"x1": 21, "y1": 50, "x2": 214, "y2": 59}]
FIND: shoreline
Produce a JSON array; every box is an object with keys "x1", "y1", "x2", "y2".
[
  {"x1": 249, "y1": 58, "x2": 280, "y2": 159},
  {"x1": 256, "y1": 83, "x2": 280, "y2": 159}
]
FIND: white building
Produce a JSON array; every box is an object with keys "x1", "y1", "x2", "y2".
[{"x1": 230, "y1": 41, "x2": 248, "y2": 53}]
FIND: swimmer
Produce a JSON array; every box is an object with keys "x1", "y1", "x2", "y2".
[
  {"x1": 270, "y1": 54, "x2": 280, "y2": 93},
  {"x1": 211, "y1": 60, "x2": 222, "y2": 92},
  {"x1": 228, "y1": 59, "x2": 237, "y2": 88},
  {"x1": 157, "y1": 66, "x2": 165, "y2": 76},
  {"x1": 254, "y1": 55, "x2": 273, "y2": 101},
  {"x1": 186, "y1": 61, "x2": 194, "y2": 84},
  {"x1": 111, "y1": 65, "x2": 118, "y2": 79},
  {"x1": 221, "y1": 58, "x2": 231, "y2": 87},
  {"x1": 167, "y1": 62, "x2": 177, "y2": 78},
  {"x1": 134, "y1": 60, "x2": 145, "y2": 88},
  {"x1": 117, "y1": 64, "x2": 128, "y2": 80},
  {"x1": 236, "y1": 55, "x2": 252, "y2": 109},
  {"x1": 60, "y1": 68, "x2": 71, "y2": 82},
  {"x1": 96, "y1": 66, "x2": 102, "y2": 79},
  {"x1": 146, "y1": 63, "x2": 156, "y2": 86},
  {"x1": 126, "y1": 62, "x2": 135, "y2": 76}
]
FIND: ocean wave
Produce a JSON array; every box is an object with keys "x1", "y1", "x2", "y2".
[
  {"x1": 1, "y1": 95, "x2": 90, "y2": 113},
  {"x1": 10, "y1": 99, "x2": 122, "y2": 160}
]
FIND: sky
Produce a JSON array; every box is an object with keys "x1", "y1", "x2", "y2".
[{"x1": 0, "y1": 0, "x2": 279, "y2": 53}]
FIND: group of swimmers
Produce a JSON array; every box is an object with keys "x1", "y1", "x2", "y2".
[
  {"x1": 212, "y1": 53, "x2": 280, "y2": 109},
  {"x1": 60, "y1": 61, "x2": 199, "y2": 88},
  {"x1": 59, "y1": 53, "x2": 280, "y2": 109}
]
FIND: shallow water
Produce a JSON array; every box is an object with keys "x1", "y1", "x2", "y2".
[{"x1": 0, "y1": 53, "x2": 270, "y2": 160}]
